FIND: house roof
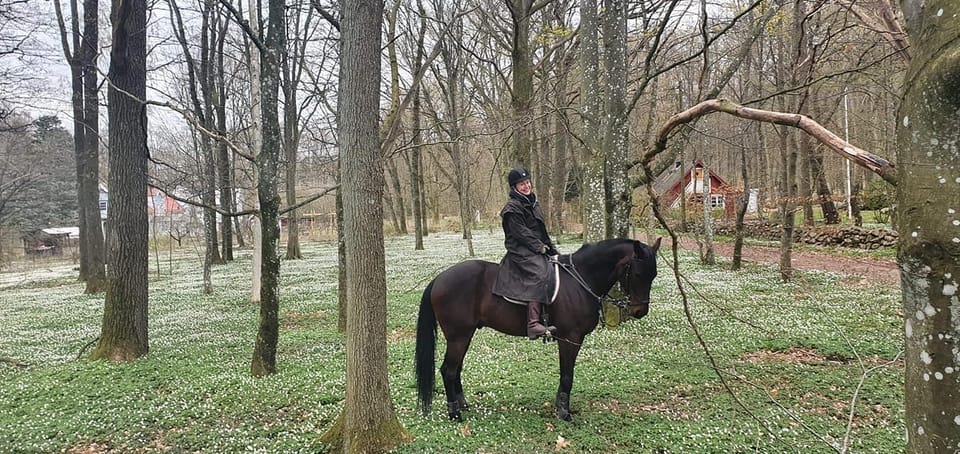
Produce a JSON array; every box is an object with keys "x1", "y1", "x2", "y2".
[
  {"x1": 651, "y1": 160, "x2": 731, "y2": 199},
  {"x1": 41, "y1": 227, "x2": 80, "y2": 237},
  {"x1": 651, "y1": 161, "x2": 695, "y2": 195}
]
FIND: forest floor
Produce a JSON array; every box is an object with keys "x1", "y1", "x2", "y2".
[{"x1": 669, "y1": 236, "x2": 900, "y2": 287}]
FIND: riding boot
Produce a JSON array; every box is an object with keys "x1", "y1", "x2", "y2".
[{"x1": 527, "y1": 302, "x2": 556, "y2": 340}]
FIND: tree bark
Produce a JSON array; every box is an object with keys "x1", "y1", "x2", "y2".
[
  {"x1": 250, "y1": 0, "x2": 285, "y2": 377},
  {"x1": 91, "y1": 0, "x2": 149, "y2": 361},
  {"x1": 579, "y1": 0, "x2": 604, "y2": 242},
  {"x1": 320, "y1": 0, "x2": 410, "y2": 450},
  {"x1": 79, "y1": 0, "x2": 106, "y2": 294},
  {"x1": 602, "y1": 0, "x2": 629, "y2": 239},
  {"x1": 53, "y1": 0, "x2": 106, "y2": 293},
  {"x1": 506, "y1": 0, "x2": 534, "y2": 167},
  {"x1": 897, "y1": 1, "x2": 960, "y2": 450},
  {"x1": 246, "y1": 0, "x2": 262, "y2": 305}
]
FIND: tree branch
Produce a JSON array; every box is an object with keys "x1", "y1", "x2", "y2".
[{"x1": 641, "y1": 99, "x2": 898, "y2": 186}]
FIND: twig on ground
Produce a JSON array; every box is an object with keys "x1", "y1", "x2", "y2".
[
  {"x1": 1, "y1": 357, "x2": 29, "y2": 369},
  {"x1": 76, "y1": 337, "x2": 99, "y2": 360}
]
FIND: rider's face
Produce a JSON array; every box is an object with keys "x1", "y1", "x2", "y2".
[{"x1": 514, "y1": 179, "x2": 532, "y2": 195}]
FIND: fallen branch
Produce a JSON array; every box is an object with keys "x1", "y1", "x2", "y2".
[
  {"x1": 0, "y1": 357, "x2": 29, "y2": 369},
  {"x1": 641, "y1": 98, "x2": 898, "y2": 186},
  {"x1": 77, "y1": 337, "x2": 99, "y2": 360}
]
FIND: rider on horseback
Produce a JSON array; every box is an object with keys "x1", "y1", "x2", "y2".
[{"x1": 492, "y1": 167, "x2": 558, "y2": 340}]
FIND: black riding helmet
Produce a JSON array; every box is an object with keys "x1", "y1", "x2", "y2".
[{"x1": 507, "y1": 168, "x2": 531, "y2": 188}]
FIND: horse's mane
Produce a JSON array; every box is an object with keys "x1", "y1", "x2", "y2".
[{"x1": 572, "y1": 238, "x2": 637, "y2": 255}]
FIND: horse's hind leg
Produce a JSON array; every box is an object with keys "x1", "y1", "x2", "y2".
[{"x1": 440, "y1": 334, "x2": 473, "y2": 421}]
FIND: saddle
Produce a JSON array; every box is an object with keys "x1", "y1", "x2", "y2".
[{"x1": 501, "y1": 260, "x2": 560, "y2": 306}]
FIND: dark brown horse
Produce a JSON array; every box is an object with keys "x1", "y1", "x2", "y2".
[{"x1": 415, "y1": 238, "x2": 660, "y2": 422}]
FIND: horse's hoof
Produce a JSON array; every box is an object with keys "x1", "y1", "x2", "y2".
[
  {"x1": 447, "y1": 401, "x2": 463, "y2": 421},
  {"x1": 555, "y1": 392, "x2": 571, "y2": 422}
]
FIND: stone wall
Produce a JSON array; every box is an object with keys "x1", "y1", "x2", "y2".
[{"x1": 712, "y1": 222, "x2": 898, "y2": 249}]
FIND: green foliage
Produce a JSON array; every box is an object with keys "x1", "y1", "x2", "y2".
[
  {"x1": 0, "y1": 232, "x2": 904, "y2": 452},
  {"x1": 0, "y1": 115, "x2": 78, "y2": 229},
  {"x1": 860, "y1": 178, "x2": 895, "y2": 224}
]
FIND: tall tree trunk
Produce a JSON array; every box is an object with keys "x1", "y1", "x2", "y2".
[
  {"x1": 778, "y1": 128, "x2": 797, "y2": 282},
  {"x1": 701, "y1": 160, "x2": 715, "y2": 265},
  {"x1": 250, "y1": 0, "x2": 285, "y2": 377},
  {"x1": 731, "y1": 145, "x2": 749, "y2": 270},
  {"x1": 216, "y1": 20, "x2": 234, "y2": 262},
  {"x1": 201, "y1": 0, "x2": 223, "y2": 269},
  {"x1": 53, "y1": 0, "x2": 106, "y2": 293},
  {"x1": 381, "y1": 0, "x2": 407, "y2": 236},
  {"x1": 506, "y1": 0, "x2": 533, "y2": 167},
  {"x1": 410, "y1": 0, "x2": 426, "y2": 250},
  {"x1": 282, "y1": 34, "x2": 302, "y2": 260},
  {"x1": 385, "y1": 158, "x2": 407, "y2": 234},
  {"x1": 551, "y1": 56, "x2": 570, "y2": 235},
  {"x1": 283, "y1": 92, "x2": 302, "y2": 259},
  {"x1": 321, "y1": 0, "x2": 410, "y2": 450},
  {"x1": 579, "y1": 0, "x2": 604, "y2": 242},
  {"x1": 897, "y1": 2, "x2": 960, "y2": 450},
  {"x1": 602, "y1": 0, "x2": 628, "y2": 239},
  {"x1": 246, "y1": 0, "x2": 262, "y2": 304},
  {"x1": 810, "y1": 147, "x2": 840, "y2": 224},
  {"x1": 79, "y1": 0, "x2": 106, "y2": 293},
  {"x1": 91, "y1": 0, "x2": 149, "y2": 361}
]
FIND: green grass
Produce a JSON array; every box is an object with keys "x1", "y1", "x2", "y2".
[{"x1": 0, "y1": 231, "x2": 904, "y2": 452}]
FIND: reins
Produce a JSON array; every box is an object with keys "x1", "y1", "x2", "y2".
[{"x1": 554, "y1": 253, "x2": 631, "y2": 310}]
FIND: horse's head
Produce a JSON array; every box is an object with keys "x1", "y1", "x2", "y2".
[{"x1": 617, "y1": 238, "x2": 660, "y2": 320}]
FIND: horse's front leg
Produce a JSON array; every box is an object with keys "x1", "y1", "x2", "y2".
[{"x1": 555, "y1": 340, "x2": 582, "y2": 422}]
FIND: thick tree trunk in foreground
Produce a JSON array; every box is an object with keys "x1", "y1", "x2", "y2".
[
  {"x1": 320, "y1": 0, "x2": 409, "y2": 451},
  {"x1": 91, "y1": 0, "x2": 149, "y2": 361},
  {"x1": 897, "y1": 1, "x2": 960, "y2": 450}
]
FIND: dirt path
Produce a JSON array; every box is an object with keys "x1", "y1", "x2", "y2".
[{"x1": 668, "y1": 236, "x2": 900, "y2": 286}]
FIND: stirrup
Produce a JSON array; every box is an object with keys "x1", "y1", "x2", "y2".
[{"x1": 527, "y1": 325, "x2": 556, "y2": 341}]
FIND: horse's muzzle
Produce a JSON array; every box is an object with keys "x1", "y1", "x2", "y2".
[{"x1": 630, "y1": 301, "x2": 650, "y2": 319}]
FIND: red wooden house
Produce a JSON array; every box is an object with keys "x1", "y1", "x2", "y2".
[{"x1": 651, "y1": 160, "x2": 737, "y2": 217}]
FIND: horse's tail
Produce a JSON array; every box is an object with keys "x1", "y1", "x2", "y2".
[{"x1": 415, "y1": 279, "x2": 437, "y2": 416}]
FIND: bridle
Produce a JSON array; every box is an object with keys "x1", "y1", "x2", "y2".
[{"x1": 555, "y1": 252, "x2": 646, "y2": 311}]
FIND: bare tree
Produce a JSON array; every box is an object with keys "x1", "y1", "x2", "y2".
[
  {"x1": 52, "y1": 0, "x2": 107, "y2": 293},
  {"x1": 168, "y1": 0, "x2": 227, "y2": 293}
]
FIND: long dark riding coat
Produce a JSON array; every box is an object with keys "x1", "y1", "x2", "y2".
[{"x1": 492, "y1": 189, "x2": 557, "y2": 304}]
